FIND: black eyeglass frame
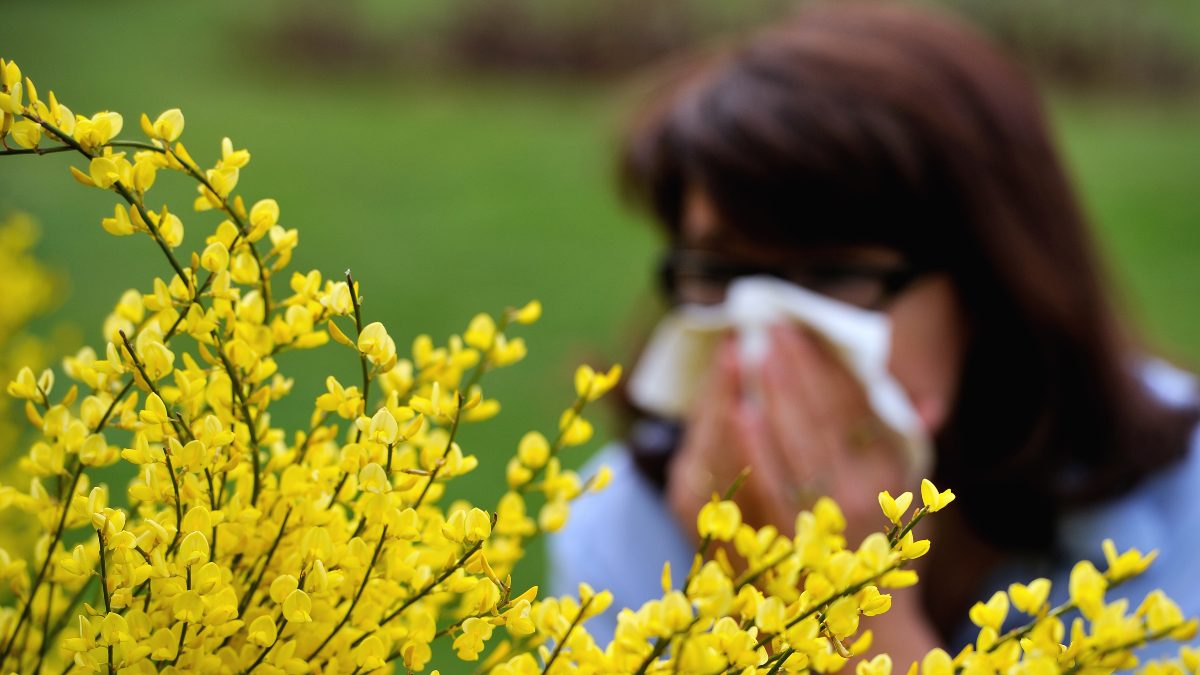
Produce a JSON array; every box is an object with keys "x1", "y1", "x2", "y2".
[{"x1": 657, "y1": 248, "x2": 928, "y2": 311}]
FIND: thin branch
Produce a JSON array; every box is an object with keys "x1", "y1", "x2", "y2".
[{"x1": 210, "y1": 331, "x2": 262, "y2": 505}]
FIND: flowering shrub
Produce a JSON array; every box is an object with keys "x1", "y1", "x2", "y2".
[{"x1": 0, "y1": 55, "x2": 1197, "y2": 674}]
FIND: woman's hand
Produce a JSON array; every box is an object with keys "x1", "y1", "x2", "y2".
[
  {"x1": 665, "y1": 323, "x2": 910, "y2": 546},
  {"x1": 665, "y1": 323, "x2": 943, "y2": 661}
]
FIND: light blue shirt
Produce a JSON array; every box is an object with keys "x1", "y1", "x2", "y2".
[{"x1": 549, "y1": 359, "x2": 1200, "y2": 661}]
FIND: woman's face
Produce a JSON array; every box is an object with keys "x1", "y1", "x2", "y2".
[{"x1": 678, "y1": 188, "x2": 967, "y2": 434}]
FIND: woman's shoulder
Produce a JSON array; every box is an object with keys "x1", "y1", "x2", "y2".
[
  {"x1": 549, "y1": 444, "x2": 693, "y2": 589},
  {"x1": 1062, "y1": 359, "x2": 1199, "y2": 533},
  {"x1": 957, "y1": 358, "x2": 1200, "y2": 657},
  {"x1": 547, "y1": 444, "x2": 694, "y2": 644},
  {"x1": 1139, "y1": 356, "x2": 1199, "y2": 409},
  {"x1": 1061, "y1": 357, "x2": 1200, "y2": 565},
  {"x1": 1049, "y1": 358, "x2": 1200, "y2": 658}
]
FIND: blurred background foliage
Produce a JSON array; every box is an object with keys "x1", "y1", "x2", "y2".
[{"x1": 2, "y1": 0, "x2": 1200, "y2": 642}]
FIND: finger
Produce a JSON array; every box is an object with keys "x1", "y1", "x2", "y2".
[
  {"x1": 730, "y1": 398, "x2": 798, "y2": 530},
  {"x1": 758, "y1": 327, "x2": 832, "y2": 483},
  {"x1": 772, "y1": 325, "x2": 910, "y2": 498},
  {"x1": 769, "y1": 323, "x2": 867, "y2": 425}
]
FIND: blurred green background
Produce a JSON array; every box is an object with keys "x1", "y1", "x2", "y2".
[{"x1": 2, "y1": 0, "x2": 1199, "y2": 670}]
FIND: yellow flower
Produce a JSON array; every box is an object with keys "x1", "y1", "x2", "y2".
[
  {"x1": 0, "y1": 79, "x2": 22, "y2": 114},
  {"x1": 968, "y1": 591, "x2": 1009, "y2": 632},
  {"x1": 558, "y1": 409, "x2": 593, "y2": 447},
  {"x1": 856, "y1": 654, "x2": 892, "y2": 675},
  {"x1": 172, "y1": 589, "x2": 203, "y2": 622},
  {"x1": 1008, "y1": 578, "x2": 1051, "y2": 616},
  {"x1": 538, "y1": 499, "x2": 569, "y2": 533},
  {"x1": 503, "y1": 599, "x2": 536, "y2": 636},
  {"x1": 354, "y1": 635, "x2": 387, "y2": 669},
  {"x1": 200, "y1": 241, "x2": 229, "y2": 272},
  {"x1": 358, "y1": 321, "x2": 397, "y2": 370},
  {"x1": 249, "y1": 197, "x2": 279, "y2": 235},
  {"x1": 100, "y1": 204, "x2": 135, "y2": 236},
  {"x1": 6, "y1": 366, "x2": 39, "y2": 399},
  {"x1": 359, "y1": 462, "x2": 390, "y2": 494},
  {"x1": 590, "y1": 464, "x2": 613, "y2": 492},
  {"x1": 878, "y1": 490, "x2": 913, "y2": 526},
  {"x1": 697, "y1": 499, "x2": 742, "y2": 541},
  {"x1": 1101, "y1": 538, "x2": 1158, "y2": 582},
  {"x1": 283, "y1": 589, "x2": 313, "y2": 623},
  {"x1": 140, "y1": 108, "x2": 185, "y2": 142},
  {"x1": 97, "y1": 612, "x2": 132, "y2": 646},
  {"x1": 574, "y1": 363, "x2": 622, "y2": 402},
  {"x1": 139, "y1": 392, "x2": 170, "y2": 425},
  {"x1": 754, "y1": 596, "x2": 786, "y2": 634},
  {"x1": 74, "y1": 111, "x2": 123, "y2": 150},
  {"x1": 509, "y1": 299, "x2": 541, "y2": 325},
  {"x1": 364, "y1": 406, "x2": 399, "y2": 445},
  {"x1": 859, "y1": 586, "x2": 892, "y2": 616},
  {"x1": 177, "y1": 530, "x2": 210, "y2": 567},
  {"x1": 465, "y1": 507, "x2": 493, "y2": 543},
  {"x1": 10, "y1": 118, "x2": 42, "y2": 149},
  {"x1": 920, "y1": 478, "x2": 955, "y2": 512},
  {"x1": 825, "y1": 595, "x2": 861, "y2": 638},
  {"x1": 464, "y1": 313, "x2": 496, "y2": 350},
  {"x1": 919, "y1": 648, "x2": 954, "y2": 675},
  {"x1": 269, "y1": 574, "x2": 299, "y2": 603},
  {"x1": 247, "y1": 614, "x2": 277, "y2": 647},
  {"x1": 517, "y1": 431, "x2": 550, "y2": 469},
  {"x1": 1068, "y1": 560, "x2": 1107, "y2": 621},
  {"x1": 453, "y1": 617, "x2": 495, "y2": 660}
]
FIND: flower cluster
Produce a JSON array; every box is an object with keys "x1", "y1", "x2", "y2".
[
  {"x1": 944, "y1": 540, "x2": 1199, "y2": 674},
  {"x1": 0, "y1": 211, "x2": 59, "y2": 560},
  {"x1": 1, "y1": 55, "x2": 1196, "y2": 674},
  {"x1": 0, "y1": 56, "x2": 617, "y2": 674}
]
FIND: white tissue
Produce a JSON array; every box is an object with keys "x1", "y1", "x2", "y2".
[{"x1": 628, "y1": 276, "x2": 932, "y2": 478}]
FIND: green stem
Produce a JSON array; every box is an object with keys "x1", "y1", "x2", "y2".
[
  {"x1": 345, "y1": 271, "x2": 370, "y2": 443},
  {"x1": 542, "y1": 595, "x2": 594, "y2": 673},
  {"x1": 211, "y1": 331, "x2": 262, "y2": 505},
  {"x1": 413, "y1": 395, "x2": 464, "y2": 508},
  {"x1": 764, "y1": 648, "x2": 795, "y2": 675},
  {"x1": 95, "y1": 528, "x2": 114, "y2": 675},
  {"x1": 0, "y1": 145, "x2": 77, "y2": 156},
  {"x1": 168, "y1": 567, "x2": 191, "y2": 667},
  {"x1": 33, "y1": 580, "x2": 54, "y2": 675},
  {"x1": 237, "y1": 507, "x2": 292, "y2": 617},
  {"x1": 92, "y1": 379, "x2": 134, "y2": 433},
  {"x1": 117, "y1": 330, "x2": 186, "y2": 552}
]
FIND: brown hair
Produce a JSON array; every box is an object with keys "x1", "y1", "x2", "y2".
[{"x1": 620, "y1": 2, "x2": 1198, "y2": 550}]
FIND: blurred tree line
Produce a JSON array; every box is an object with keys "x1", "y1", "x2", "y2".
[{"x1": 256, "y1": 0, "x2": 1200, "y2": 94}]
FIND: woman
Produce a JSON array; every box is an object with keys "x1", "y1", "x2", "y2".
[{"x1": 551, "y1": 1, "x2": 1200, "y2": 664}]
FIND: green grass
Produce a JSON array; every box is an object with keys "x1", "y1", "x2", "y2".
[
  {"x1": 1050, "y1": 94, "x2": 1200, "y2": 364},
  {"x1": 2, "y1": 1, "x2": 1200, "y2": 671}
]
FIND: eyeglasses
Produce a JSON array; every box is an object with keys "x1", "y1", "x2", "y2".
[{"x1": 658, "y1": 248, "x2": 926, "y2": 310}]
